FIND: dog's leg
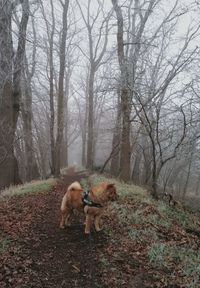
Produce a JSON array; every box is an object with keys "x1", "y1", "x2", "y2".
[
  {"x1": 84, "y1": 214, "x2": 92, "y2": 234},
  {"x1": 60, "y1": 210, "x2": 66, "y2": 229},
  {"x1": 94, "y1": 215, "x2": 102, "y2": 232},
  {"x1": 65, "y1": 210, "x2": 73, "y2": 227},
  {"x1": 60, "y1": 209, "x2": 70, "y2": 229}
]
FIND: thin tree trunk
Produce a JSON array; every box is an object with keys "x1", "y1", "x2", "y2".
[
  {"x1": 49, "y1": 39, "x2": 56, "y2": 174},
  {"x1": 21, "y1": 13, "x2": 39, "y2": 181},
  {"x1": 132, "y1": 149, "x2": 141, "y2": 184},
  {"x1": 183, "y1": 152, "x2": 193, "y2": 199},
  {"x1": 49, "y1": 0, "x2": 56, "y2": 175},
  {"x1": 13, "y1": 0, "x2": 29, "y2": 130},
  {"x1": 110, "y1": 88, "x2": 121, "y2": 176},
  {"x1": 119, "y1": 89, "x2": 131, "y2": 181},
  {"x1": 21, "y1": 73, "x2": 39, "y2": 181},
  {"x1": 61, "y1": 69, "x2": 70, "y2": 168},
  {"x1": 86, "y1": 67, "x2": 95, "y2": 169}
]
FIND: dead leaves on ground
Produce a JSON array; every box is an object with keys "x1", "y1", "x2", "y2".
[
  {"x1": 0, "y1": 184, "x2": 200, "y2": 288},
  {"x1": 0, "y1": 192, "x2": 51, "y2": 288},
  {"x1": 99, "y1": 198, "x2": 200, "y2": 288}
]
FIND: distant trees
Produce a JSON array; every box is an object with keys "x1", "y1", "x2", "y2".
[
  {"x1": 1, "y1": 0, "x2": 200, "y2": 201},
  {"x1": 77, "y1": 0, "x2": 111, "y2": 170}
]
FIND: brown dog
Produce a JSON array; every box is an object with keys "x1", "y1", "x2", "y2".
[{"x1": 60, "y1": 181, "x2": 117, "y2": 234}]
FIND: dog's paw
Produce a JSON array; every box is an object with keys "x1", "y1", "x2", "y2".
[
  {"x1": 59, "y1": 225, "x2": 65, "y2": 229},
  {"x1": 95, "y1": 227, "x2": 102, "y2": 232}
]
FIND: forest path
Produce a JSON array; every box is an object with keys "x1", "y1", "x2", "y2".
[{"x1": 0, "y1": 172, "x2": 107, "y2": 288}]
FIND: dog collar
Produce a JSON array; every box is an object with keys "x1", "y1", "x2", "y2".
[{"x1": 82, "y1": 190, "x2": 103, "y2": 208}]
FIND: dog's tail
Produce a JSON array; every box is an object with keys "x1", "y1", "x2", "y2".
[
  {"x1": 67, "y1": 181, "x2": 83, "y2": 192},
  {"x1": 61, "y1": 182, "x2": 83, "y2": 211}
]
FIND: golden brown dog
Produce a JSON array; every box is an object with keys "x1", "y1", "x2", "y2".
[{"x1": 60, "y1": 181, "x2": 117, "y2": 234}]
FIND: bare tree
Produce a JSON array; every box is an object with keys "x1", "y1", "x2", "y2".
[
  {"x1": 55, "y1": 0, "x2": 70, "y2": 176},
  {"x1": 77, "y1": 0, "x2": 111, "y2": 169},
  {"x1": 0, "y1": 0, "x2": 29, "y2": 189},
  {"x1": 40, "y1": 0, "x2": 56, "y2": 175},
  {"x1": 20, "y1": 11, "x2": 39, "y2": 181}
]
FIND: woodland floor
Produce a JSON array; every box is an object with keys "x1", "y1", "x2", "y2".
[
  {"x1": 0, "y1": 172, "x2": 200, "y2": 288},
  {"x1": 0, "y1": 172, "x2": 108, "y2": 288}
]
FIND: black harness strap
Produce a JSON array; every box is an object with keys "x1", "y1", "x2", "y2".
[{"x1": 82, "y1": 190, "x2": 103, "y2": 208}]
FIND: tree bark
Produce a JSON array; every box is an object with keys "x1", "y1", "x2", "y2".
[
  {"x1": 112, "y1": 0, "x2": 131, "y2": 181},
  {"x1": 0, "y1": 1, "x2": 29, "y2": 189},
  {"x1": 55, "y1": 0, "x2": 69, "y2": 177},
  {"x1": 86, "y1": 67, "x2": 95, "y2": 169},
  {"x1": 0, "y1": 1, "x2": 13, "y2": 189},
  {"x1": 110, "y1": 88, "x2": 121, "y2": 176}
]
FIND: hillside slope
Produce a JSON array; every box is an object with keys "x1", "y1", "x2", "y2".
[{"x1": 0, "y1": 173, "x2": 199, "y2": 288}]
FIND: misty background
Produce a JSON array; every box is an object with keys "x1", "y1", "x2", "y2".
[{"x1": 0, "y1": 0, "x2": 200, "y2": 200}]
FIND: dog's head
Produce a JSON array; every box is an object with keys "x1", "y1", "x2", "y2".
[{"x1": 104, "y1": 183, "x2": 118, "y2": 201}]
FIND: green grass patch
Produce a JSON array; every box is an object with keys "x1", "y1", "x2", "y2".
[
  {"x1": 0, "y1": 178, "x2": 56, "y2": 200},
  {"x1": 91, "y1": 173, "x2": 200, "y2": 287},
  {"x1": 157, "y1": 200, "x2": 199, "y2": 229},
  {"x1": 0, "y1": 238, "x2": 10, "y2": 253},
  {"x1": 99, "y1": 255, "x2": 110, "y2": 267},
  {"x1": 128, "y1": 227, "x2": 158, "y2": 242},
  {"x1": 148, "y1": 242, "x2": 200, "y2": 286}
]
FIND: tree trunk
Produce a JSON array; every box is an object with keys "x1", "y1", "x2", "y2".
[
  {"x1": 0, "y1": 2, "x2": 15, "y2": 189},
  {"x1": 55, "y1": 0, "x2": 69, "y2": 177},
  {"x1": 183, "y1": 152, "x2": 193, "y2": 199},
  {"x1": 61, "y1": 69, "x2": 70, "y2": 168},
  {"x1": 13, "y1": 0, "x2": 29, "y2": 130},
  {"x1": 49, "y1": 40, "x2": 56, "y2": 175},
  {"x1": 110, "y1": 88, "x2": 121, "y2": 176},
  {"x1": 112, "y1": 0, "x2": 131, "y2": 182},
  {"x1": 132, "y1": 149, "x2": 141, "y2": 184},
  {"x1": 49, "y1": 10, "x2": 56, "y2": 175},
  {"x1": 0, "y1": 0, "x2": 29, "y2": 189},
  {"x1": 21, "y1": 73, "x2": 39, "y2": 181},
  {"x1": 119, "y1": 89, "x2": 131, "y2": 181},
  {"x1": 86, "y1": 67, "x2": 95, "y2": 169}
]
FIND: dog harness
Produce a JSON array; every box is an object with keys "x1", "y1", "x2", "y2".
[{"x1": 82, "y1": 190, "x2": 103, "y2": 208}]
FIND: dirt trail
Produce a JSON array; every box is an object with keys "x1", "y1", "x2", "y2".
[{"x1": 0, "y1": 172, "x2": 107, "y2": 288}]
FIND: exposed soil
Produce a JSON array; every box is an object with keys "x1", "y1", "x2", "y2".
[{"x1": 0, "y1": 172, "x2": 108, "y2": 288}]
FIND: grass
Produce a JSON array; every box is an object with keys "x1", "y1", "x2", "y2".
[
  {"x1": 128, "y1": 227, "x2": 159, "y2": 242},
  {"x1": 90, "y1": 173, "x2": 200, "y2": 287},
  {"x1": 0, "y1": 238, "x2": 10, "y2": 253},
  {"x1": 0, "y1": 178, "x2": 56, "y2": 200},
  {"x1": 148, "y1": 243, "x2": 200, "y2": 286}
]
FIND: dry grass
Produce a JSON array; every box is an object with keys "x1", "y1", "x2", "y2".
[{"x1": 0, "y1": 178, "x2": 56, "y2": 201}]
